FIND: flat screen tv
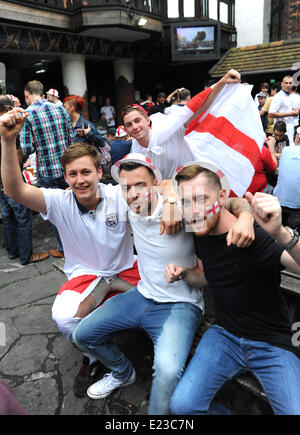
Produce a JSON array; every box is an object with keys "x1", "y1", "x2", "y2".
[{"x1": 170, "y1": 21, "x2": 221, "y2": 62}]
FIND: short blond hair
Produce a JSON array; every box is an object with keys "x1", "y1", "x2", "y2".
[{"x1": 175, "y1": 164, "x2": 221, "y2": 191}]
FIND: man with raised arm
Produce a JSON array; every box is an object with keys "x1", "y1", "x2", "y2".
[
  {"x1": 166, "y1": 160, "x2": 300, "y2": 415},
  {"x1": 0, "y1": 108, "x2": 139, "y2": 397},
  {"x1": 121, "y1": 70, "x2": 241, "y2": 180}
]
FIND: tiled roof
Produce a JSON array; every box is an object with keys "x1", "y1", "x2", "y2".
[{"x1": 209, "y1": 39, "x2": 300, "y2": 77}]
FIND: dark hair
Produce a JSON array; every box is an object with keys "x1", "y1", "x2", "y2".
[
  {"x1": 274, "y1": 120, "x2": 287, "y2": 133},
  {"x1": 270, "y1": 82, "x2": 280, "y2": 92},
  {"x1": 119, "y1": 162, "x2": 155, "y2": 179},
  {"x1": 178, "y1": 88, "x2": 191, "y2": 102},
  {"x1": 24, "y1": 80, "x2": 44, "y2": 97},
  {"x1": 0, "y1": 96, "x2": 13, "y2": 115},
  {"x1": 260, "y1": 82, "x2": 269, "y2": 90},
  {"x1": 121, "y1": 104, "x2": 148, "y2": 124}
]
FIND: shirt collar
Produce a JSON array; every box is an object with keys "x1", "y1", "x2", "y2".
[{"x1": 73, "y1": 184, "x2": 104, "y2": 215}]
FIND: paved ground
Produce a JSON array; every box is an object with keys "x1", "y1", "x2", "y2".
[
  {"x1": 0, "y1": 214, "x2": 154, "y2": 415},
  {"x1": 0, "y1": 213, "x2": 273, "y2": 416}
]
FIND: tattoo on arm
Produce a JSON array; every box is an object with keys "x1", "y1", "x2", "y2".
[{"x1": 225, "y1": 198, "x2": 253, "y2": 217}]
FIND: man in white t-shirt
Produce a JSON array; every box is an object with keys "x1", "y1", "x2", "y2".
[
  {"x1": 269, "y1": 76, "x2": 300, "y2": 145},
  {"x1": 289, "y1": 86, "x2": 300, "y2": 129},
  {"x1": 100, "y1": 97, "x2": 116, "y2": 128},
  {"x1": 0, "y1": 110, "x2": 141, "y2": 397},
  {"x1": 121, "y1": 70, "x2": 241, "y2": 180},
  {"x1": 72, "y1": 153, "x2": 255, "y2": 414}
]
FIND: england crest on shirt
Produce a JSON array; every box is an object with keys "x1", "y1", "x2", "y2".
[{"x1": 105, "y1": 212, "x2": 119, "y2": 228}]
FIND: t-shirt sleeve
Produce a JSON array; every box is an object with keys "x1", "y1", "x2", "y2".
[
  {"x1": 262, "y1": 98, "x2": 271, "y2": 113},
  {"x1": 39, "y1": 188, "x2": 65, "y2": 225},
  {"x1": 252, "y1": 223, "x2": 284, "y2": 270},
  {"x1": 269, "y1": 94, "x2": 282, "y2": 113}
]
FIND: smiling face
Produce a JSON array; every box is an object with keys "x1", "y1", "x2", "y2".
[
  {"x1": 64, "y1": 155, "x2": 102, "y2": 209},
  {"x1": 123, "y1": 110, "x2": 150, "y2": 147},
  {"x1": 178, "y1": 173, "x2": 226, "y2": 236},
  {"x1": 119, "y1": 165, "x2": 157, "y2": 215}
]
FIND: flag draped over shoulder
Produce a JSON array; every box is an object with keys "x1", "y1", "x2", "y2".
[{"x1": 184, "y1": 84, "x2": 265, "y2": 197}]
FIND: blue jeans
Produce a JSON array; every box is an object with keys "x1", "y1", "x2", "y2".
[
  {"x1": 72, "y1": 288, "x2": 202, "y2": 414},
  {"x1": 170, "y1": 325, "x2": 300, "y2": 415},
  {"x1": 0, "y1": 189, "x2": 33, "y2": 264},
  {"x1": 38, "y1": 175, "x2": 68, "y2": 253}
]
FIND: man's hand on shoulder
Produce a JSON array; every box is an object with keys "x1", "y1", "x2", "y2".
[
  {"x1": 225, "y1": 197, "x2": 255, "y2": 248},
  {"x1": 160, "y1": 201, "x2": 184, "y2": 235},
  {"x1": 159, "y1": 179, "x2": 184, "y2": 235}
]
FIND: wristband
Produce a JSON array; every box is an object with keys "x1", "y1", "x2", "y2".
[{"x1": 276, "y1": 227, "x2": 299, "y2": 250}]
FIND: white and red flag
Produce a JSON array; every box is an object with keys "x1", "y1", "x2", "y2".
[{"x1": 184, "y1": 84, "x2": 265, "y2": 197}]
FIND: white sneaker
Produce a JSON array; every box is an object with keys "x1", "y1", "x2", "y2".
[{"x1": 87, "y1": 368, "x2": 136, "y2": 400}]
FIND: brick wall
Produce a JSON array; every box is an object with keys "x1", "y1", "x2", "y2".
[{"x1": 280, "y1": 0, "x2": 300, "y2": 40}]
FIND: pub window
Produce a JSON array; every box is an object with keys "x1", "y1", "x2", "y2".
[
  {"x1": 219, "y1": 1, "x2": 229, "y2": 24},
  {"x1": 167, "y1": 0, "x2": 179, "y2": 18},
  {"x1": 183, "y1": 0, "x2": 195, "y2": 17},
  {"x1": 209, "y1": 0, "x2": 218, "y2": 20}
]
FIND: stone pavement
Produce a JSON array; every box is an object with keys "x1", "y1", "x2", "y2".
[
  {"x1": 0, "y1": 213, "x2": 153, "y2": 415},
  {"x1": 0, "y1": 213, "x2": 273, "y2": 416}
]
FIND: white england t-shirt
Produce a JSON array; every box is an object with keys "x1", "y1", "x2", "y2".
[
  {"x1": 269, "y1": 90, "x2": 294, "y2": 130},
  {"x1": 131, "y1": 111, "x2": 195, "y2": 179},
  {"x1": 128, "y1": 193, "x2": 204, "y2": 310},
  {"x1": 40, "y1": 183, "x2": 134, "y2": 280}
]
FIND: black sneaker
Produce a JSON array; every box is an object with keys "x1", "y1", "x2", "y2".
[{"x1": 73, "y1": 356, "x2": 104, "y2": 398}]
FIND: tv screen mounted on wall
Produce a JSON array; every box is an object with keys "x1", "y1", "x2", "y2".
[{"x1": 170, "y1": 21, "x2": 221, "y2": 62}]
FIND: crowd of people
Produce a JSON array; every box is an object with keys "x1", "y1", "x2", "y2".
[{"x1": 0, "y1": 69, "x2": 300, "y2": 415}]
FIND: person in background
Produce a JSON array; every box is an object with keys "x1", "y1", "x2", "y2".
[
  {"x1": 100, "y1": 97, "x2": 116, "y2": 129},
  {"x1": 140, "y1": 93, "x2": 154, "y2": 116},
  {"x1": 254, "y1": 82, "x2": 270, "y2": 106},
  {"x1": 46, "y1": 89, "x2": 63, "y2": 106},
  {"x1": 165, "y1": 88, "x2": 191, "y2": 115},
  {"x1": 247, "y1": 136, "x2": 277, "y2": 195},
  {"x1": 257, "y1": 92, "x2": 268, "y2": 130},
  {"x1": 273, "y1": 128, "x2": 300, "y2": 234},
  {"x1": 0, "y1": 95, "x2": 48, "y2": 264},
  {"x1": 273, "y1": 120, "x2": 290, "y2": 157},
  {"x1": 269, "y1": 75, "x2": 299, "y2": 145},
  {"x1": 106, "y1": 125, "x2": 132, "y2": 165},
  {"x1": 63, "y1": 95, "x2": 105, "y2": 149},
  {"x1": 20, "y1": 80, "x2": 75, "y2": 259},
  {"x1": 151, "y1": 92, "x2": 170, "y2": 115},
  {"x1": 259, "y1": 83, "x2": 279, "y2": 136},
  {"x1": 88, "y1": 95, "x2": 100, "y2": 124}
]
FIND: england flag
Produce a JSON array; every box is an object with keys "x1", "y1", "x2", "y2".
[{"x1": 184, "y1": 83, "x2": 265, "y2": 197}]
